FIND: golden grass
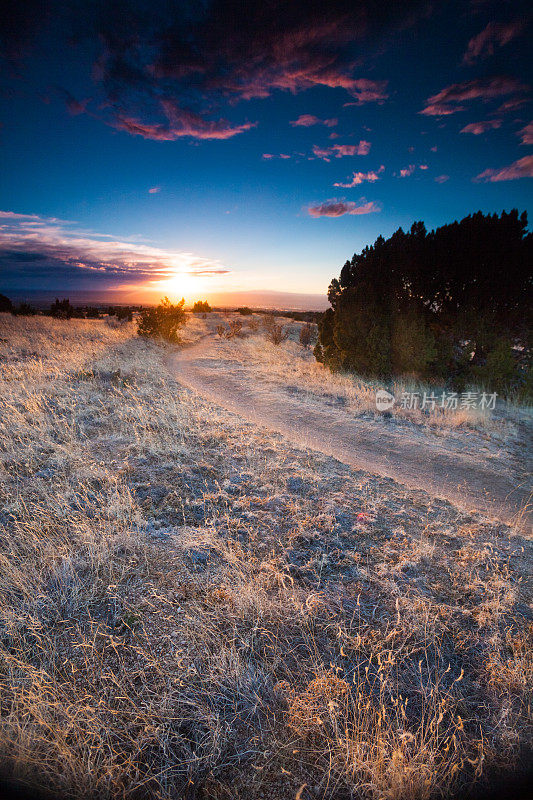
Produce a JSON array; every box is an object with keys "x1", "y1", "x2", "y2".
[{"x1": 0, "y1": 313, "x2": 531, "y2": 799}]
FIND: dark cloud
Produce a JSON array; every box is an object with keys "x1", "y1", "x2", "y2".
[
  {"x1": 0, "y1": 0, "x2": 51, "y2": 65},
  {"x1": 462, "y1": 20, "x2": 525, "y2": 65},
  {"x1": 0, "y1": 211, "x2": 229, "y2": 291},
  {"x1": 6, "y1": 1, "x2": 434, "y2": 140}
]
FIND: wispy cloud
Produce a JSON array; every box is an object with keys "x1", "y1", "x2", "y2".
[
  {"x1": 334, "y1": 165, "x2": 384, "y2": 187},
  {"x1": 290, "y1": 114, "x2": 338, "y2": 127},
  {"x1": 518, "y1": 121, "x2": 533, "y2": 145},
  {"x1": 462, "y1": 20, "x2": 525, "y2": 65},
  {"x1": 148, "y1": 186, "x2": 160, "y2": 194},
  {"x1": 112, "y1": 103, "x2": 257, "y2": 141},
  {"x1": 0, "y1": 211, "x2": 229, "y2": 291},
  {"x1": 434, "y1": 174, "x2": 449, "y2": 183},
  {"x1": 420, "y1": 76, "x2": 528, "y2": 116},
  {"x1": 460, "y1": 119, "x2": 502, "y2": 134},
  {"x1": 312, "y1": 141, "x2": 371, "y2": 161},
  {"x1": 399, "y1": 164, "x2": 416, "y2": 177},
  {"x1": 308, "y1": 199, "x2": 381, "y2": 217},
  {"x1": 475, "y1": 154, "x2": 533, "y2": 182}
]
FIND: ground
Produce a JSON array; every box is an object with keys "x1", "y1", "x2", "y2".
[{"x1": 0, "y1": 312, "x2": 531, "y2": 800}]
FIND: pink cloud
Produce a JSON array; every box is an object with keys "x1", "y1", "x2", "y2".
[
  {"x1": 420, "y1": 76, "x2": 528, "y2": 116},
  {"x1": 419, "y1": 164, "x2": 428, "y2": 170},
  {"x1": 290, "y1": 114, "x2": 338, "y2": 127},
  {"x1": 518, "y1": 121, "x2": 533, "y2": 145},
  {"x1": 308, "y1": 199, "x2": 381, "y2": 218},
  {"x1": 460, "y1": 119, "x2": 502, "y2": 135},
  {"x1": 113, "y1": 101, "x2": 257, "y2": 141},
  {"x1": 497, "y1": 97, "x2": 528, "y2": 113},
  {"x1": 434, "y1": 175, "x2": 449, "y2": 183},
  {"x1": 66, "y1": 96, "x2": 90, "y2": 116},
  {"x1": 262, "y1": 153, "x2": 291, "y2": 159},
  {"x1": 148, "y1": 186, "x2": 160, "y2": 194},
  {"x1": 463, "y1": 21, "x2": 525, "y2": 66},
  {"x1": 475, "y1": 155, "x2": 533, "y2": 182},
  {"x1": 430, "y1": 146, "x2": 438, "y2": 152},
  {"x1": 341, "y1": 79, "x2": 389, "y2": 105},
  {"x1": 399, "y1": 164, "x2": 416, "y2": 177},
  {"x1": 312, "y1": 141, "x2": 371, "y2": 160},
  {"x1": 334, "y1": 165, "x2": 384, "y2": 187}
]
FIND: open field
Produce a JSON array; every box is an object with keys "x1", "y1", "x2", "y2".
[{"x1": 0, "y1": 313, "x2": 532, "y2": 800}]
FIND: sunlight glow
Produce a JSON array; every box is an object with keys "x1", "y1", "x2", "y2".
[{"x1": 147, "y1": 272, "x2": 207, "y2": 304}]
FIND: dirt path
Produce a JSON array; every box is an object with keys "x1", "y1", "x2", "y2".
[{"x1": 169, "y1": 338, "x2": 532, "y2": 531}]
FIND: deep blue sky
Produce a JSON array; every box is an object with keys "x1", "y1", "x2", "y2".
[{"x1": 0, "y1": 0, "x2": 531, "y2": 307}]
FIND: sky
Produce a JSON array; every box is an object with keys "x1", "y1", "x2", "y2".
[{"x1": 0, "y1": 0, "x2": 531, "y2": 308}]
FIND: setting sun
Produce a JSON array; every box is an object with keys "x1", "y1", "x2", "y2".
[{"x1": 148, "y1": 272, "x2": 206, "y2": 304}]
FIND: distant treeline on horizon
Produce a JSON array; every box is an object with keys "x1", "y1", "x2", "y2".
[{"x1": 0, "y1": 294, "x2": 322, "y2": 322}]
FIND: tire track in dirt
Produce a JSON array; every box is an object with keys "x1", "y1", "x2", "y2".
[{"x1": 169, "y1": 339, "x2": 532, "y2": 532}]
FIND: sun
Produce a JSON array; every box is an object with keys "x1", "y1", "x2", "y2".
[{"x1": 149, "y1": 272, "x2": 206, "y2": 304}]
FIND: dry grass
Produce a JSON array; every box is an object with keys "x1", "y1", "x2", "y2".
[
  {"x1": 0, "y1": 313, "x2": 531, "y2": 799},
  {"x1": 217, "y1": 320, "x2": 517, "y2": 432}
]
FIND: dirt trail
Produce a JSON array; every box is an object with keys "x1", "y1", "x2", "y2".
[{"x1": 169, "y1": 338, "x2": 532, "y2": 531}]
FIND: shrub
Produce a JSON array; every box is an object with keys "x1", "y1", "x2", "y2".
[
  {"x1": 473, "y1": 338, "x2": 519, "y2": 396},
  {"x1": 50, "y1": 298, "x2": 74, "y2": 319},
  {"x1": 266, "y1": 322, "x2": 289, "y2": 346},
  {"x1": 299, "y1": 323, "x2": 314, "y2": 349},
  {"x1": 0, "y1": 293, "x2": 12, "y2": 312},
  {"x1": 237, "y1": 306, "x2": 253, "y2": 315},
  {"x1": 192, "y1": 300, "x2": 211, "y2": 313},
  {"x1": 116, "y1": 307, "x2": 133, "y2": 321},
  {"x1": 137, "y1": 297, "x2": 186, "y2": 342},
  {"x1": 12, "y1": 302, "x2": 36, "y2": 316},
  {"x1": 228, "y1": 319, "x2": 243, "y2": 338},
  {"x1": 262, "y1": 313, "x2": 276, "y2": 332}
]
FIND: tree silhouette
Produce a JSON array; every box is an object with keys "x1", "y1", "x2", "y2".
[{"x1": 316, "y1": 210, "x2": 532, "y2": 395}]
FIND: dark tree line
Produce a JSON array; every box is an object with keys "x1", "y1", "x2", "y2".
[{"x1": 315, "y1": 210, "x2": 532, "y2": 396}]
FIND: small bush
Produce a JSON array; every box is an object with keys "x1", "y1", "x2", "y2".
[
  {"x1": 192, "y1": 300, "x2": 211, "y2": 313},
  {"x1": 299, "y1": 323, "x2": 314, "y2": 349},
  {"x1": 266, "y1": 322, "x2": 289, "y2": 346},
  {"x1": 237, "y1": 306, "x2": 253, "y2": 315},
  {"x1": 116, "y1": 307, "x2": 133, "y2": 322},
  {"x1": 262, "y1": 313, "x2": 276, "y2": 332},
  {"x1": 50, "y1": 298, "x2": 74, "y2": 319},
  {"x1": 12, "y1": 302, "x2": 37, "y2": 316},
  {"x1": 228, "y1": 319, "x2": 243, "y2": 338},
  {"x1": 473, "y1": 338, "x2": 519, "y2": 396},
  {"x1": 0, "y1": 293, "x2": 13, "y2": 312},
  {"x1": 137, "y1": 297, "x2": 186, "y2": 342}
]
